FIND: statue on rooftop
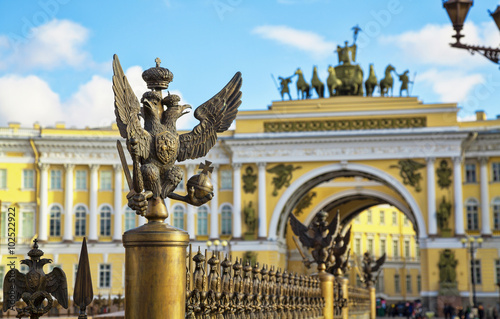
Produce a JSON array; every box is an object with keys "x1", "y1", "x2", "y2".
[
  {"x1": 397, "y1": 70, "x2": 413, "y2": 97},
  {"x1": 278, "y1": 75, "x2": 294, "y2": 101}
]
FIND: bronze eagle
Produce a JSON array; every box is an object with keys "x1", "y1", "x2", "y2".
[
  {"x1": 2, "y1": 240, "x2": 68, "y2": 316},
  {"x1": 112, "y1": 55, "x2": 242, "y2": 213}
]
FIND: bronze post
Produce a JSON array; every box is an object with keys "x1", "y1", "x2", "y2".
[
  {"x1": 340, "y1": 277, "x2": 349, "y2": 319},
  {"x1": 123, "y1": 204, "x2": 189, "y2": 319},
  {"x1": 317, "y1": 265, "x2": 335, "y2": 319},
  {"x1": 369, "y1": 286, "x2": 376, "y2": 319}
]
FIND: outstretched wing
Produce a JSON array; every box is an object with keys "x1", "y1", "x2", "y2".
[
  {"x1": 289, "y1": 213, "x2": 314, "y2": 247},
  {"x1": 325, "y1": 211, "x2": 340, "y2": 244},
  {"x1": 112, "y1": 54, "x2": 151, "y2": 159},
  {"x1": 177, "y1": 72, "x2": 242, "y2": 162},
  {"x1": 2, "y1": 269, "x2": 25, "y2": 311},
  {"x1": 266, "y1": 164, "x2": 285, "y2": 174},
  {"x1": 46, "y1": 268, "x2": 69, "y2": 309},
  {"x1": 372, "y1": 253, "x2": 386, "y2": 273}
]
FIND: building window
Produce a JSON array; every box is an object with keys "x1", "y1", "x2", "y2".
[
  {"x1": 49, "y1": 206, "x2": 62, "y2": 236},
  {"x1": 22, "y1": 169, "x2": 35, "y2": 189},
  {"x1": 404, "y1": 240, "x2": 410, "y2": 258},
  {"x1": 75, "y1": 205, "x2": 87, "y2": 237},
  {"x1": 75, "y1": 170, "x2": 87, "y2": 190},
  {"x1": 395, "y1": 274, "x2": 400, "y2": 293},
  {"x1": 493, "y1": 198, "x2": 500, "y2": 230},
  {"x1": 367, "y1": 210, "x2": 372, "y2": 224},
  {"x1": 124, "y1": 207, "x2": 136, "y2": 231},
  {"x1": 100, "y1": 206, "x2": 112, "y2": 236},
  {"x1": 0, "y1": 169, "x2": 7, "y2": 189},
  {"x1": 416, "y1": 243, "x2": 420, "y2": 259},
  {"x1": 493, "y1": 163, "x2": 500, "y2": 182},
  {"x1": 354, "y1": 215, "x2": 360, "y2": 223},
  {"x1": 99, "y1": 264, "x2": 111, "y2": 288},
  {"x1": 20, "y1": 264, "x2": 29, "y2": 274},
  {"x1": 367, "y1": 238, "x2": 374, "y2": 255},
  {"x1": 465, "y1": 163, "x2": 477, "y2": 183},
  {"x1": 417, "y1": 274, "x2": 421, "y2": 292},
  {"x1": 173, "y1": 205, "x2": 185, "y2": 230},
  {"x1": 197, "y1": 206, "x2": 208, "y2": 236},
  {"x1": 466, "y1": 198, "x2": 479, "y2": 230},
  {"x1": 380, "y1": 239, "x2": 386, "y2": 256},
  {"x1": 100, "y1": 170, "x2": 112, "y2": 190},
  {"x1": 406, "y1": 275, "x2": 412, "y2": 293},
  {"x1": 379, "y1": 210, "x2": 385, "y2": 224},
  {"x1": 50, "y1": 170, "x2": 62, "y2": 190},
  {"x1": 375, "y1": 270, "x2": 384, "y2": 292},
  {"x1": 403, "y1": 215, "x2": 409, "y2": 226},
  {"x1": 355, "y1": 238, "x2": 361, "y2": 255},
  {"x1": 221, "y1": 204, "x2": 232, "y2": 235},
  {"x1": 495, "y1": 260, "x2": 500, "y2": 284},
  {"x1": 393, "y1": 240, "x2": 399, "y2": 259},
  {"x1": 392, "y1": 211, "x2": 397, "y2": 225},
  {"x1": 21, "y1": 211, "x2": 34, "y2": 238},
  {"x1": 220, "y1": 169, "x2": 232, "y2": 190},
  {"x1": 473, "y1": 260, "x2": 481, "y2": 285}
]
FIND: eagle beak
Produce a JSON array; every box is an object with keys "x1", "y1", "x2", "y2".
[{"x1": 181, "y1": 104, "x2": 192, "y2": 117}]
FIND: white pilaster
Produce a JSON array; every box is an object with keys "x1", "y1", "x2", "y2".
[
  {"x1": 233, "y1": 163, "x2": 242, "y2": 239},
  {"x1": 38, "y1": 163, "x2": 49, "y2": 241},
  {"x1": 257, "y1": 162, "x2": 267, "y2": 238},
  {"x1": 186, "y1": 164, "x2": 196, "y2": 239},
  {"x1": 63, "y1": 164, "x2": 75, "y2": 242},
  {"x1": 165, "y1": 197, "x2": 171, "y2": 225},
  {"x1": 113, "y1": 165, "x2": 123, "y2": 241},
  {"x1": 210, "y1": 164, "x2": 219, "y2": 239},
  {"x1": 426, "y1": 158, "x2": 437, "y2": 236},
  {"x1": 89, "y1": 164, "x2": 99, "y2": 242},
  {"x1": 453, "y1": 157, "x2": 465, "y2": 236},
  {"x1": 479, "y1": 157, "x2": 491, "y2": 236}
]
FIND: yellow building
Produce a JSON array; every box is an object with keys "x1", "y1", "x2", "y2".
[{"x1": 1, "y1": 96, "x2": 500, "y2": 311}]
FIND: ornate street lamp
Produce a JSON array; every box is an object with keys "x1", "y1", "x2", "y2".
[
  {"x1": 443, "y1": 0, "x2": 500, "y2": 65},
  {"x1": 461, "y1": 236, "x2": 483, "y2": 308}
]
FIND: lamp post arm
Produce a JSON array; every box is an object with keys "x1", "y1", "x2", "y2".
[{"x1": 450, "y1": 42, "x2": 500, "y2": 65}]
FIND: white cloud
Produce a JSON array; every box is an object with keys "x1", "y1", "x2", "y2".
[
  {"x1": 0, "y1": 19, "x2": 94, "y2": 71},
  {"x1": 252, "y1": 25, "x2": 335, "y2": 58},
  {"x1": 418, "y1": 69, "x2": 484, "y2": 103},
  {"x1": 380, "y1": 22, "x2": 500, "y2": 68}
]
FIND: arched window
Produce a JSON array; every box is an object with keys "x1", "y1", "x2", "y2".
[
  {"x1": 466, "y1": 198, "x2": 479, "y2": 230},
  {"x1": 173, "y1": 205, "x2": 185, "y2": 230},
  {"x1": 493, "y1": 198, "x2": 500, "y2": 230},
  {"x1": 221, "y1": 204, "x2": 232, "y2": 235},
  {"x1": 75, "y1": 205, "x2": 87, "y2": 237},
  {"x1": 197, "y1": 206, "x2": 208, "y2": 236},
  {"x1": 100, "y1": 205, "x2": 112, "y2": 236},
  {"x1": 49, "y1": 206, "x2": 62, "y2": 236},
  {"x1": 124, "y1": 207, "x2": 136, "y2": 231}
]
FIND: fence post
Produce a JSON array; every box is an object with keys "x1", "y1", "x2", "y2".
[
  {"x1": 319, "y1": 272, "x2": 335, "y2": 319},
  {"x1": 123, "y1": 221, "x2": 189, "y2": 319},
  {"x1": 370, "y1": 286, "x2": 376, "y2": 319},
  {"x1": 341, "y1": 277, "x2": 349, "y2": 319}
]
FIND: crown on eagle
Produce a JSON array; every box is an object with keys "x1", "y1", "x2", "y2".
[
  {"x1": 28, "y1": 238, "x2": 44, "y2": 259},
  {"x1": 142, "y1": 57, "x2": 173, "y2": 90}
]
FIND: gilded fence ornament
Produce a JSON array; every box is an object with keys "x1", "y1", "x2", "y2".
[
  {"x1": 390, "y1": 159, "x2": 426, "y2": 192},
  {"x1": 2, "y1": 239, "x2": 68, "y2": 319},
  {"x1": 267, "y1": 164, "x2": 302, "y2": 196},
  {"x1": 113, "y1": 55, "x2": 242, "y2": 222},
  {"x1": 232, "y1": 258, "x2": 244, "y2": 317},
  {"x1": 242, "y1": 166, "x2": 257, "y2": 194},
  {"x1": 360, "y1": 252, "x2": 386, "y2": 288},
  {"x1": 436, "y1": 160, "x2": 452, "y2": 189}
]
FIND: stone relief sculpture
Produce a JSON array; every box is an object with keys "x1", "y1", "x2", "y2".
[
  {"x1": 266, "y1": 164, "x2": 302, "y2": 196},
  {"x1": 293, "y1": 191, "x2": 317, "y2": 216},
  {"x1": 436, "y1": 160, "x2": 452, "y2": 189},
  {"x1": 390, "y1": 159, "x2": 426, "y2": 192},
  {"x1": 242, "y1": 166, "x2": 257, "y2": 194}
]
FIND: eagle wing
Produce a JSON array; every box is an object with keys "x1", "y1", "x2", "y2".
[
  {"x1": 289, "y1": 213, "x2": 314, "y2": 247},
  {"x1": 372, "y1": 253, "x2": 386, "y2": 273},
  {"x1": 112, "y1": 54, "x2": 151, "y2": 159},
  {"x1": 325, "y1": 211, "x2": 340, "y2": 244},
  {"x1": 177, "y1": 72, "x2": 242, "y2": 162},
  {"x1": 46, "y1": 267, "x2": 69, "y2": 309},
  {"x1": 2, "y1": 269, "x2": 25, "y2": 311}
]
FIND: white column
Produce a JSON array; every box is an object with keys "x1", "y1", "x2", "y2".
[
  {"x1": 113, "y1": 165, "x2": 123, "y2": 241},
  {"x1": 453, "y1": 157, "x2": 465, "y2": 236},
  {"x1": 38, "y1": 163, "x2": 49, "y2": 241},
  {"x1": 210, "y1": 164, "x2": 219, "y2": 239},
  {"x1": 426, "y1": 158, "x2": 437, "y2": 236},
  {"x1": 138, "y1": 216, "x2": 147, "y2": 226},
  {"x1": 233, "y1": 163, "x2": 242, "y2": 239},
  {"x1": 257, "y1": 162, "x2": 267, "y2": 239},
  {"x1": 89, "y1": 164, "x2": 99, "y2": 242},
  {"x1": 479, "y1": 157, "x2": 491, "y2": 236},
  {"x1": 63, "y1": 164, "x2": 75, "y2": 242},
  {"x1": 186, "y1": 164, "x2": 196, "y2": 239},
  {"x1": 165, "y1": 197, "x2": 171, "y2": 225}
]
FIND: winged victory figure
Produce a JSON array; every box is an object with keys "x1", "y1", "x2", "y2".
[
  {"x1": 289, "y1": 211, "x2": 340, "y2": 270},
  {"x1": 3, "y1": 239, "x2": 68, "y2": 318},
  {"x1": 113, "y1": 55, "x2": 242, "y2": 220}
]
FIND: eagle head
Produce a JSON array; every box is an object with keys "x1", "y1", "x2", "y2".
[{"x1": 161, "y1": 93, "x2": 191, "y2": 123}]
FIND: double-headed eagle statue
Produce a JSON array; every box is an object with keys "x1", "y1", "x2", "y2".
[
  {"x1": 113, "y1": 55, "x2": 242, "y2": 221},
  {"x1": 3, "y1": 239, "x2": 68, "y2": 318}
]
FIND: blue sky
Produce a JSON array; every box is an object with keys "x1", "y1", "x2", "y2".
[{"x1": 0, "y1": 0, "x2": 499, "y2": 129}]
